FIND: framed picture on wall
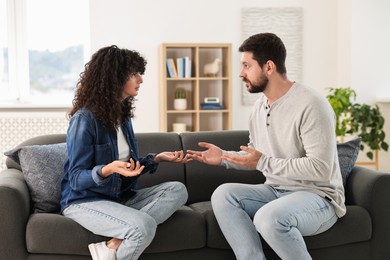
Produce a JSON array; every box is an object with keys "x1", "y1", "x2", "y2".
[{"x1": 241, "y1": 7, "x2": 303, "y2": 105}]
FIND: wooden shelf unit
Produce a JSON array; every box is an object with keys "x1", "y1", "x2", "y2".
[
  {"x1": 160, "y1": 43, "x2": 232, "y2": 132},
  {"x1": 355, "y1": 149, "x2": 379, "y2": 170}
]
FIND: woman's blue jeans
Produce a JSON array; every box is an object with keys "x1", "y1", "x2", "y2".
[
  {"x1": 63, "y1": 181, "x2": 188, "y2": 260},
  {"x1": 211, "y1": 183, "x2": 338, "y2": 260}
]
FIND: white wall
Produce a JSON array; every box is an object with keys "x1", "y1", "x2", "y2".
[
  {"x1": 351, "y1": 0, "x2": 390, "y2": 103},
  {"x1": 89, "y1": 0, "x2": 347, "y2": 132},
  {"x1": 350, "y1": 0, "x2": 390, "y2": 171},
  {"x1": 88, "y1": 0, "x2": 390, "y2": 171},
  {"x1": 3, "y1": 0, "x2": 390, "y2": 171}
]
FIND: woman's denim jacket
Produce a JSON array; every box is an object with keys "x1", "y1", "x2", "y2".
[{"x1": 60, "y1": 108, "x2": 158, "y2": 212}]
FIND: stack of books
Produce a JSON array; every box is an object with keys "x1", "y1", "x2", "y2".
[
  {"x1": 166, "y1": 57, "x2": 192, "y2": 78},
  {"x1": 201, "y1": 103, "x2": 224, "y2": 109},
  {"x1": 201, "y1": 98, "x2": 224, "y2": 110}
]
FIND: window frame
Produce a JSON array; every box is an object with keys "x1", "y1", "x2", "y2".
[{"x1": 1, "y1": 0, "x2": 89, "y2": 108}]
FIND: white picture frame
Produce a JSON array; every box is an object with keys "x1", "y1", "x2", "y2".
[{"x1": 241, "y1": 7, "x2": 303, "y2": 105}]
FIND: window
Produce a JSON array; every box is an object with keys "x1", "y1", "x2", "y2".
[
  {"x1": 1, "y1": 0, "x2": 89, "y2": 106},
  {"x1": 0, "y1": 0, "x2": 9, "y2": 98}
]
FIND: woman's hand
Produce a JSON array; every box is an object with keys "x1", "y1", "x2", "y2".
[
  {"x1": 154, "y1": 150, "x2": 191, "y2": 163},
  {"x1": 101, "y1": 158, "x2": 145, "y2": 178}
]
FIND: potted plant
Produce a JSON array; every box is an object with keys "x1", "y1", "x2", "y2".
[
  {"x1": 327, "y1": 87, "x2": 389, "y2": 160},
  {"x1": 173, "y1": 87, "x2": 187, "y2": 110}
]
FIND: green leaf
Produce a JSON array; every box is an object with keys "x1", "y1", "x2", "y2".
[
  {"x1": 381, "y1": 142, "x2": 389, "y2": 151},
  {"x1": 367, "y1": 151, "x2": 374, "y2": 160},
  {"x1": 327, "y1": 87, "x2": 388, "y2": 159}
]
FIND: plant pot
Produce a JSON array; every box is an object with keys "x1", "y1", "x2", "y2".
[
  {"x1": 172, "y1": 123, "x2": 187, "y2": 133},
  {"x1": 174, "y1": 99, "x2": 187, "y2": 110}
]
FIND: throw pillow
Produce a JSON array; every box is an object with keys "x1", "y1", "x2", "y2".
[
  {"x1": 337, "y1": 138, "x2": 361, "y2": 186},
  {"x1": 4, "y1": 143, "x2": 67, "y2": 213}
]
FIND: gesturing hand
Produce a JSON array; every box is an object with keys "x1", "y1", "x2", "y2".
[
  {"x1": 221, "y1": 145, "x2": 262, "y2": 170},
  {"x1": 154, "y1": 150, "x2": 191, "y2": 163},
  {"x1": 186, "y1": 142, "x2": 223, "y2": 166},
  {"x1": 102, "y1": 158, "x2": 145, "y2": 178}
]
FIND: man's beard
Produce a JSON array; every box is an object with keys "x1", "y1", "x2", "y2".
[{"x1": 243, "y1": 75, "x2": 268, "y2": 93}]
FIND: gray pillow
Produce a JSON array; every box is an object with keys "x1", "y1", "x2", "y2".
[
  {"x1": 4, "y1": 143, "x2": 67, "y2": 213},
  {"x1": 337, "y1": 138, "x2": 361, "y2": 187}
]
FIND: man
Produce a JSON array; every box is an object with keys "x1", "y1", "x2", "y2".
[{"x1": 186, "y1": 33, "x2": 345, "y2": 260}]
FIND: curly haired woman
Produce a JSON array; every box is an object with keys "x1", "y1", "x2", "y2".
[{"x1": 61, "y1": 45, "x2": 189, "y2": 260}]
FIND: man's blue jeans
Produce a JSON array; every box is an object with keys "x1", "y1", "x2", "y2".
[
  {"x1": 63, "y1": 181, "x2": 187, "y2": 260},
  {"x1": 211, "y1": 183, "x2": 338, "y2": 260}
]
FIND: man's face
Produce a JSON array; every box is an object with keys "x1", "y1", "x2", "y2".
[{"x1": 239, "y1": 52, "x2": 268, "y2": 93}]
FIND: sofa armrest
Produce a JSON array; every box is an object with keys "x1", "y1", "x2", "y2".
[
  {"x1": 345, "y1": 166, "x2": 390, "y2": 259},
  {"x1": 0, "y1": 168, "x2": 30, "y2": 259}
]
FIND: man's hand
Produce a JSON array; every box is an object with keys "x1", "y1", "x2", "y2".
[
  {"x1": 221, "y1": 146, "x2": 262, "y2": 170},
  {"x1": 186, "y1": 142, "x2": 223, "y2": 165},
  {"x1": 154, "y1": 150, "x2": 191, "y2": 163}
]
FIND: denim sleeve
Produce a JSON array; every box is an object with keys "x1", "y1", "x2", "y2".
[
  {"x1": 66, "y1": 114, "x2": 106, "y2": 190},
  {"x1": 139, "y1": 153, "x2": 159, "y2": 174},
  {"x1": 91, "y1": 165, "x2": 112, "y2": 185}
]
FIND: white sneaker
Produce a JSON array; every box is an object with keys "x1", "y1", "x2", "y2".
[{"x1": 88, "y1": 241, "x2": 116, "y2": 260}]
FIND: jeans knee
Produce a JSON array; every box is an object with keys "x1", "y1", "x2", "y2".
[
  {"x1": 211, "y1": 183, "x2": 239, "y2": 207},
  {"x1": 132, "y1": 215, "x2": 157, "y2": 246},
  {"x1": 253, "y1": 208, "x2": 278, "y2": 238},
  {"x1": 172, "y1": 181, "x2": 188, "y2": 205},
  {"x1": 211, "y1": 183, "x2": 227, "y2": 204}
]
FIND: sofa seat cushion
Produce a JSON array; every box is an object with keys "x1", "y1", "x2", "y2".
[
  {"x1": 305, "y1": 205, "x2": 371, "y2": 249},
  {"x1": 26, "y1": 206, "x2": 206, "y2": 255},
  {"x1": 189, "y1": 202, "x2": 371, "y2": 250}
]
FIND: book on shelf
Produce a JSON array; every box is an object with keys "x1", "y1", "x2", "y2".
[
  {"x1": 166, "y1": 59, "x2": 174, "y2": 78},
  {"x1": 166, "y1": 58, "x2": 178, "y2": 78},
  {"x1": 176, "y1": 58, "x2": 185, "y2": 78},
  {"x1": 167, "y1": 57, "x2": 191, "y2": 78},
  {"x1": 184, "y1": 56, "x2": 191, "y2": 78}
]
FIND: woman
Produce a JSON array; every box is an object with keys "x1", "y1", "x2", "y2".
[{"x1": 61, "y1": 45, "x2": 189, "y2": 260}]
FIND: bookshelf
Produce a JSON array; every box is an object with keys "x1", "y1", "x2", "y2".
[
  {"x1": 160, "y1": 43, "x2": 232, "y2": 132},
  {"x1": 355, "y1": 149, "x2": 379, "y2": 170}
]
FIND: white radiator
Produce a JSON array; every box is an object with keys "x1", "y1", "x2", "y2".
[{"x1": 0, "y1": 115, "x2": 68, "y2": 170}]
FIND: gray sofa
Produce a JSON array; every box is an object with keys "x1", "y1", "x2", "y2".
[{"x1": 1, "y1": 130, "x2": 389, "y2": 260}]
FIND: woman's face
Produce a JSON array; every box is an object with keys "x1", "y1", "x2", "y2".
[{"x1": 122, "y1": 73, "x2": 143, "y2": 98}]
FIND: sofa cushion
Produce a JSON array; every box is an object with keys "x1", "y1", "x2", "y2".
[
  {"x1": 5, "y1": 134, "x2": 67, "y2": 171},
  {"x1": 26, "y1": 206, "x2": 206, "y2": 255},
  {"x1": 4, "y1": 143, "x2": 67, "y2": 213},
  {"x1": 337, "y1": 138, "x2": 361, "y2": 186},
  {"x1": 190, "y1": 202, "x2": 371, "y2": 250},
  {"x1": 305, "y1": 205, "x2": 371, "y2": 248},
  {"x1": 189, "y1": 201, "x2": 229, "y2": 249},
  {"x1": 144, "y1": 206, "x2": 206, "y2": 253}
]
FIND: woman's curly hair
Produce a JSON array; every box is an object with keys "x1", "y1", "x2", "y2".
[{"x1": 68, "y1": 45, "x2": 147, "y2": 130}]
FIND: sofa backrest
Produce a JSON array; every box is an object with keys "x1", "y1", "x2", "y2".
[
  {"x1": 5, "y1": 131, "x2": 265, "y2": 205},
  {"x1": 180, "y1": 130, "x2": 265, "y2": 204},
  {"x1": 6, "y1": 132, "x2": 186, "y2": 185},
  {"x1": 136, "y1": 132, "x2": 186, "y2": 188}
]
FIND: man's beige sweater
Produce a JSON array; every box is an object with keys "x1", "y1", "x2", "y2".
[{"x1": 222, "y1": 83, "x2": 346, "y2": 217}]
